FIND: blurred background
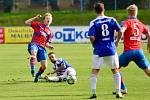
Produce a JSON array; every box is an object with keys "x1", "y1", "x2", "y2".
[
  {"x1": 0, "y1": 0, "x2": 150, "y2": 13},
  {"x1": 0, "y1": 0, "x2": 150, "y2": 44},
  {"x1": 0, "y1": 0, "x2": 150, "y2": 26}
]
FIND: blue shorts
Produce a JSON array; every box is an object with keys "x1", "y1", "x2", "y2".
[
  {"x1": 28, "y1": 43, "x2": 47, "y2": 62},
  {"x1": 119, "y1": 49, "x2": 150, "y2": 69}
]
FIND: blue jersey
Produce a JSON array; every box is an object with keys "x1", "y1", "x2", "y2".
[
  {"x1": 53, "y1": 58, "x2": 72, "y2": 76},
  {"x1": 88, "y1": 16, "x2": 121, "y2": 57}
]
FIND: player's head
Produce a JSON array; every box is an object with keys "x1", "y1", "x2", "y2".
[
  {"x1": 48, "y1": 52, "x2": 57, "y2": 63},
  {"x1": 94, "y1": 1, "x2": 105, "y2": 14},
  {"x1": 127, "y1": 4, "x2": 138, "y2": 17},
  {"x1": 43, "y1": 13, "x2": 52, "y2": 26}
]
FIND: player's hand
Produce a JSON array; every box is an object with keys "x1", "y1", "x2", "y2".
[
  {"x1": 50, "y1": 72, "x2": 55, "y2": 74},
  {"x1": 47, "y1": 72, "x2": 54, "y2": 75},
  {"x1": 47, "y1": 72, "x2": 50, "y2": 75},
  {"x1": 48, "y1": 45, "x2": 54, "y2": 50},
  {"x1": 35, "y1": 14, "x2": 42, "y2": 19},
  {"x1": 148, "y1": 48, "x2": 150, "y2": 53},
  {"x1": 147, "y1": 44, "x2": 150, "y2": 53}
]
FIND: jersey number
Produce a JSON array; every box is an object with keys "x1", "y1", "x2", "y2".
[
  {"x1": 130, "y1": 23, "x2": 140, "y2": 41},
  {"x1": 101, "y1": 24, "x2": 109, "y2": 36},
  {"x1": 133, "y1": 23, "x2": 139, "y2": 36}
]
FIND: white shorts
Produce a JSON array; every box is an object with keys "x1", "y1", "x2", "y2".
[
  {"x1": 58, "y1": 67, "x2": 76, "y2": 79},
  {"x1": 92, "y1": 52, "x2": 119, "y2": 69}
]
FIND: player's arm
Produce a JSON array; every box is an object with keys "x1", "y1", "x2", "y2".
[
  {"x1": 121, "y1": 26, "x2": 127, "y2": 33},
  {"x1": 115, "y1": 30, "x2": 123, "y2": 47},
  {"x1": 46, "y1": 42, "x2": 54, "y2": 50},
  {"x1": 115, "y1": 20, "x2": 126, "y2": 47},
  {"x1": 88, "y1": 21, "x2": 95, "y2": 48},
  {"x1": 116, "y1": 26, "x2": 126, "y2": 47},
  {"x1": 89, "y1": 36, "x2": 95, "y2": 48},
  {"x1": 50, "y1": 63, "x2": 66, "y2": 74},
  {"x1": 25, "y1": 14, "x2": 42, "y2": 26},
  {"x1": 146, "y1": 32, "x2": 150, "y2": 53},
  {"x1": 142, "y1": 24, "x2": 150, "y2": 53}
]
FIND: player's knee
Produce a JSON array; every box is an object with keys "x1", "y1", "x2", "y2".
[
  {"x1": 146, "y1": 72, "x2": 150, "y2": 77},
  {"x1": 90, "y1": 74, "x2": 97, "y2": 78},
  {"x1": 111, "y1": 68, "x2": 120, "y2": 74},
  {"x1": 41, "y1": 66, "x2": 47, "y2": 69},
  {"x1": 41, "y1": 61, "x2": 48, "y2": 68},
  {"x1": 31, "y1": 55, "x2": 36, "y2": 58},
  {"x1": 144, "y1": 68, "x2": 150, "y2": 77}
]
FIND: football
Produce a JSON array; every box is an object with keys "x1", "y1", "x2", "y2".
[{"x1": 67, "y1": 77, "x2": 75, "y2": 85}]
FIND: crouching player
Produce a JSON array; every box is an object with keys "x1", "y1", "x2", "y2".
[{"x1": 41, "y1": 52, "x2": 77, "y2": 84}]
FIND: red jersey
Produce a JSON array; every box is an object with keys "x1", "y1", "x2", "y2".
[
  {"x1": 122, "y1": 18, "x2": 148, "y2": 51},
  {"x1": 31, "y1": 22, "x2": 52, "y2": 48}
]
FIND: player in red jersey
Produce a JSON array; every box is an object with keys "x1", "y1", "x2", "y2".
[
  {"x1": 114, "y1": 4, "x2": 150, "y2": 94},
  {"x1": 25, "y1": 13, "x2": 54, "y2": 82}
]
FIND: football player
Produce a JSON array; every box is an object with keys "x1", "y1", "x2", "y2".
[
  {"x1": 114, "y1": 4, "x2": 150, "y2": 94},
  {"x1": 41, "y1": 52, "x2": 77, "y2": 84},
  {"x1": 25, "y1": 13, "x2": 54, "y2": 82},
  {"x1": 88, "y1": 1, "x2": 123, "y2": 99}
]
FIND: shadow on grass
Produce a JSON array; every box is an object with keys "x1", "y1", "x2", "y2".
[
  {"x1": 0, "y1": 94, "x2": 87, "y2": 98},
  {"x1": 0, "y1": 80, "x2": 33, "y2": 85}
]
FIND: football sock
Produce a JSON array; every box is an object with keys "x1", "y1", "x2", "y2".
[
  {"x1": 114, "y1": 72, "x2": 121, "y2": 93},
  {"x1": 90, "y1": 74, "x2": 97, "y2": 94},
  {"x1": 35, "y1": 67, "x2": 45, "y2": 79},
  {"x1": 120, "y1": 72, "x2": 126, "y2": 90},
  {"x1": 30, "y1": 57, "x2": 36, "y2": 71}
]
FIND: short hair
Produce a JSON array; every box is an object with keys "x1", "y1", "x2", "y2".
[
  {"x1": 126, "y1": 4, "x2": 138, "y2": 15},
  {"x1": 94, "y1": 2, "x2": 105, "y2": 14},
  {"x1": 48, "y1": 52, "x2": 55, "y2": 56}
]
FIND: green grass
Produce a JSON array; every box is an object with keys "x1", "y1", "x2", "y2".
[
  {"x1": 1, "y1": 9, "x2": 150, "y2": 26},
  {"x1": 0, "y1": 43, "x2": 150, "y2": 100}
]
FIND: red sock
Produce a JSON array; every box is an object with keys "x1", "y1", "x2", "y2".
[{"x1": 30, "y1": 57, "x2": 36, "y2": 70}]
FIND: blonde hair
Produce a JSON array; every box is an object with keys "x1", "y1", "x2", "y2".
[
  {"x1": 127, "y1": 4, "x2": 138, "y2": 16},
  {"x1": 43, "y1": 13, "x2": 52, "y2": 19}
]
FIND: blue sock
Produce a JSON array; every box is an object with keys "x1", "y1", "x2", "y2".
[
  {"x1": 120, "y1": 73, "x2": 126, "y2": 90},
  {"x1": 35, "y1": 71, "x2": 42, "y2": 79},
  {"x1": 34, "y1": 67, "x2": 45, "y2": 82},
  {"x1": 31, "y1": 65, "x2": 35, "y2": 71},
  {"x1": 31, "y1": 66, "x2": 35, "y2": 77},
  {"x1": 34, "y1": 72, "x2": 42, "y2": 82}
]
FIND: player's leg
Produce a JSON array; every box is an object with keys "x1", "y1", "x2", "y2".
[
  {"x1": 143, "y1": 68, "x2": 150, "y2": 77},
  {"x1": 89, "y1": 69, "x2": 99, "y2": 99},
  {"x1": 112, "y1": 72, "x2": 127, "y2": 94},
  {"x1": 38, "y1": 74, "x2": 62, "y2": 82},
  {"x1": 106, "y1": 53, "x2": 123, "y2": 98},
  {"x1": 89, "y1": 55, "x2": 101, "y2": 99},
  {"x1": 67, "y1": 67, "x2": 77, "y2": 84},
  {"x1": 117, "y1": 52, "x2": 131, "y2": 94},
  {"x1": 134, "y1": 49, "x2": 150, "y2": 77},
  {"x1": 46, "y1": 76, "x2": 62, "y2": 82},
  {"x1": 28, "y1": 43, "x2": 38, "y2": 77},
  {"x1": 120, "y1": 72, "x2": 127, "y2": 94},
  {"x1": 34, "y1": 47, "x2": 47, "y2": 82},
  {"x1": 34, "y1": 60, "x2": 47, "y2": 82}
]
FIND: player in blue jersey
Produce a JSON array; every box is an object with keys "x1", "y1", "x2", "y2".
[
  {"x1": 88, "y1": 2, "x2": 123, "y2": 99},
  {"x1": 40, "y1": 52, "x2": 77, "y2": 84}
]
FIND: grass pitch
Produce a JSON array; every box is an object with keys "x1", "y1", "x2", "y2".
[{"x1": 0, "y1": 43, "x2": 150, "y2": 100}]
